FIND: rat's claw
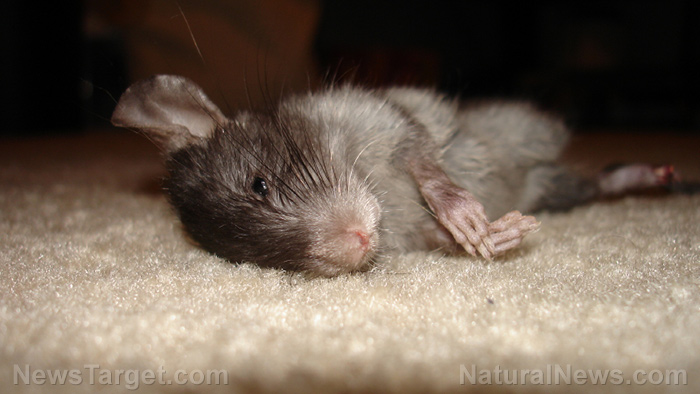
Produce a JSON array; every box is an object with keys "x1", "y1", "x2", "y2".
[
  {"x1": 461, "y1": 241, "x2": 478, "y2": 257},
  {"x1": 476, "y1": 242, "x2": 493, "y2": 260},
  {"x1": 482, "y1": 234, "x2": 495, "y2": 256}
]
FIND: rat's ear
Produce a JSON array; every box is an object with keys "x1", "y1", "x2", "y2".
[{"x1": 111, "y1": 75, "x2": 227, "y2": 152}]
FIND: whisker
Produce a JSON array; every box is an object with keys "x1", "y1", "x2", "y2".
[
  {"x1": 404, "y1": 196, "x2": 436, "y2": 220},
  {"x1": 177, "y1": 2, "x2": 234, "y2": 115}
]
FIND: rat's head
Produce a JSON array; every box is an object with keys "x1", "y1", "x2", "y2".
[{"x1": 112, "y1": 75, "x2": 380, "y2": 276}]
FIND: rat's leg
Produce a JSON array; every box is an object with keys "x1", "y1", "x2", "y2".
[
  {"x1": 519, "y1": 163, "x2": 677, "y2": 213},
  {"x1": 597, "y1": 164, "x2": 675, "y2": 195},
  {"x1": 408, "y1": 159, "x2": 540, "y2": 259},
  {"x1": 388, "y1": 104, "x2": 540, "y2": 259}
]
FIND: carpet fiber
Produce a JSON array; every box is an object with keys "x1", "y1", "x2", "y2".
[{"x1": 1, "y1": 131, "x2": 699, "y2": 393}]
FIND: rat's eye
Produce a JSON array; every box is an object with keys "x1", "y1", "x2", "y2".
[{"x1": 252, "y1": 177, "x2": 269, "y2": 197}]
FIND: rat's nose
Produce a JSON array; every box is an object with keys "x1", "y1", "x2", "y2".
[
  {"x1": 338, "y1": 226, "x2": 375, "y2": 264},
  {"x1": 352, "y1": 229, "x2": 371, "y2": 251},
  {"x1": 314, "y1": 222, "x2": 377, "y2": 275}
]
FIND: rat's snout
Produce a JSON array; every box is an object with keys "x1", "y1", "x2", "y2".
[
  {"x1": 329, "y1": 219, "x2": 378, "y2": 269},
  {"x1": 303, "y1": 189, "x2": 381, "y2": 276}
]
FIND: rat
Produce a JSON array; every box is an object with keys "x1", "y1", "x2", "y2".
[{"x1": 111, "y1": 75, "x2": 675, "y2": 276}]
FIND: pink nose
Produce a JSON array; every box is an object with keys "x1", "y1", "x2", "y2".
[{"x1": 353, "y1": 230, "x2": 371, "y2": 250}]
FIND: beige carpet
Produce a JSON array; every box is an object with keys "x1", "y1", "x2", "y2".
[{"x1": 1, "y1": 131, "x2": 699, "y2": 393}]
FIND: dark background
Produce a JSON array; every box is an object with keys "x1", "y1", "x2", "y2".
[{"x1": 1, "y1": 0, "x2": 698, "y2": 136}]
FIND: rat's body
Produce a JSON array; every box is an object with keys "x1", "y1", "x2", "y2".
[{"x1": 112, "y1": 75, "x2": 670, "y2": 276}]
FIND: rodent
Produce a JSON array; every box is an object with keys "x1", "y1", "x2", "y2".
[{"x1": 111, "y1": 75, "x2": 676, "y2": 276}]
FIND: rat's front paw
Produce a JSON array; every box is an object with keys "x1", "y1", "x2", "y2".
[
  {"x1": 421, "y1": 182, "x2": 495, "y2": 259},
  {"x1": 488, "y1": 211, "x2": 540, "y2": 255}
]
